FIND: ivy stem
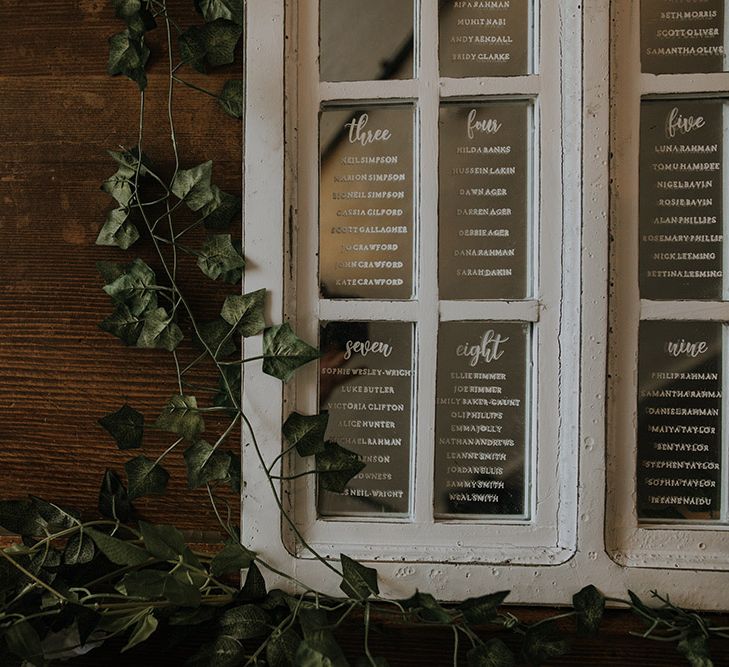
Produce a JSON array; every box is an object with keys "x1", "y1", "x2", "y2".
[
  {"x1": 154, "y1": 437, "x2": 184, "y2": 467},
  {"x1": 172, "y1": 75, "x2": 219, "y2": 99},
  {"x1": 0, "y1": 550, "x2": 68, "y2": 603}
]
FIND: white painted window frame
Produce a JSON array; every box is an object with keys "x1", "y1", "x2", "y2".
[
  {"x1": 241, "y1": 0, "x2": 729, "y2": 608},
  {"x1": 607, "y1": 0, "x2": 729, "y2": 572}
]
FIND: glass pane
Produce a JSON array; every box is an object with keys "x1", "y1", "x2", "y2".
[
  {"x1": 637, "y1": 320, "x2": 723, "y2": 522},
  {"x1": 434, "y1": 321, "x2": 530, "y2": 519},
  {"x1": 439, "y1": 101, "x2": 532, "y2": 300},
  {"x1": 320, "y1": 0, "x2": 414, "y2": 82},
  {"x1": 640, "y1": 99, "x2": 724, "y2": 300},
  {"x1": 641, "y1": 0, "x2": 726, "y2": 74},
  {"x1": 318, "y1": 321, "x2": 414, "y2": 517},
  {"x1": 320, "y1": 105, "x2": 415, "y2": 300},
  {"x1": 439, "y1": 0, "x2": 532, "y2": 78}
]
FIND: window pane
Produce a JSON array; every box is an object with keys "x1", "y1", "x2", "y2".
[
  {"x1": 439, "y1": 100, "x2": 532, "y2": 300},
  {"x1": 434, "y1": 321, "x2": 531, "y2": 519},
  {"x1": 319, "y1": 105, "x2": 416, "y2": 300},
  {"x1": 641, "y1": 0, "x2": 726, "y2": 74},
  {"x1": 640, "y1": 98, "x2": 724, "y2": 300},
  {"x1": 439, "y1": 0, "x2": 533, "y2": 78},
  {"x1": 318, "y1": 321, "x2": 415, "y2": 517},
  {"x1": 637, "y1": 320, "x2": 723, "y2": 522},
  {"x1": 320, "y1": 0, "x2": 414, "y2": 82}
]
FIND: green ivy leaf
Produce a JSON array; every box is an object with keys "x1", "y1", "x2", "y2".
[
  {"x1": 266, "y1": 628, "x2": 301, "y2": 667},
  {"x1": 295, "y1": 638, "x2": 348, "y2": 667},
  {"x1": 122, "y1": 610, "x2": 159, "y2": 653},
  {"x1": 139, "y1": 521, "x2": 195, "y2": 564},
  {"x1": 101, "y1": 258, "x2": 158, "y2": 317},
  {"x1": 4, "y1": 621, "x2": 44, "y2": 665},
  {"x1": 573, "y1": 584, "x2": 605, "y2": 636},
  {"x1": 467, "y1": 639, "x2": 515, "y2": 667},
  {"x1": 99, "y1": 469, "x2": 133, "y2": 522},
  {"x1": 63, "y1": 532, "x2": 96, "y2": 566},
  {"x1": 195, "y1": 318, "x2": 237, "y2": 359},
  {"x1": 155, "y1": 395, "x2": 205, "y2": 441},
  {"x1": 221, "y1": 289, "x2": 266, "y2": 337},
  {"x1": 0, "y1": 500, "x2": 46, "y2": 536},
  {"x1": 213, "y1": 365, "x2": 240, "y2": 412},
  {"x1": 96, "y1": 208, "x2": 140, "y2": 250},
  {"x1": 405, "y1": 591, "x2": 451, "y2": 624},
  {"x1": 171, "y1": 161, "x2": 215, "y2": 211},
  {"x1": 262, "y1": 323, "x2": 320, "y2": 382},
  {"x1": 210, "y1": 543, "x2": 256, "y2": 577},
  {"x1": 100, "y1": 304, "x2": 144, "y2": 346},
  {"x1": 459, "y1": 591, "x2": 511, "y2": 624},
  {"x1": 239, "y1": 562, "x2": 267, "y2": 602},
  {"x1": 186, "y1": 636, "x2": 245, "y2": 667},
  {"x1": 522, "y1": 623, "x2": 570, "y2": 666},
  {"x1": 339, "y1": 554, "x2": 378, "y2": 600},
  {"x1": 137, "y1": 307, "x2": 184, "y2": 351},
  {"x1": 101, "y1": 167, "x2": 134, "y2": 207},
  {"x1": 218, "y1": 79, "x2": 243, "y2": 118},
  {"x1": 179, "y1": 19, "x2": 242, "y2": 73},
  {"x1": 124, "y1": 456, "x2": 170, "y2": 500},
  {"x1": 315, "y1": 441, "x2": 365, "y2": 494},
  {"x1": 107, "y1": 29, "x2": 150, "y2": 90},
  {"x1": 197, "y1": 234, "x2": 246, "y2": 281},
  {"x1": 227, "y1": 451, "x2": 241, "y2": 494},
  {"x1": 678, "y1": 635, "x2": 714, "y2": 667},
  {"x1": 122, "y1": 570, "x2": 201, "y2": 608},
  {"x1": 99, "y1": 404, "x2": 144, "y2": 450},
  {"x1": 282, "y1": 412, "x2": 328, "y2": 457},
  {"x1": 194, "y1": 0, "x2": 243, "y2": 25},
  {"x1": 86, "y1": 528, "x2": 151, "y2": 567},
  {"x1": 184, "y1": 440, "x2": 231, "y2": 489},
  {"x1": 111, "y1": 0, "x2": 157, "y2": 35},
  {"x1": 30, "y1": 496, "x2": 78, "y2": 531},
  {"x1": 219, "y1": 604, "x2": 269, "y2": 640},
  {"x1": 199, "y1": 185, "x2": 241, "y2": 231},
  {"x1": 108, "y1": 147, "x2": 154, "y2": 177},
  {"x1": 220, "y1": 237, "x2": 245, "y2": 284}
]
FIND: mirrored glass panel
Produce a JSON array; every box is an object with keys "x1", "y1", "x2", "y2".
[
  {"x1": 439, "y1": 0, "x2": 533, "y2": 78},
  {"x1": 637, "y1": 320, "x2": 723, "y2": 522},
  {"x1": 320, "y1": 105, "x2": 415, "y2": 300},
  {"x1": 439, "y1": 100, "x2": 532, "y2": 300},
  {"x1": 640, "y1": 98, "x2": 724, "y2": 300},
  {"x1": 320, "y1": 0, "x2": 414, "y2": 82},
  {"x1": 318, "y1": 321, "x2": 414, "y2": 517},
  {"x1": 434, "y1": 321, "x2": 530, "y2": 519},
  {"x1": 641, "y1": 0, "x2": 726, "y2": 74}
]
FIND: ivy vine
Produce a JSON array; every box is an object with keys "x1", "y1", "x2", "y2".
[{"x1": 0, "y1": 2, "x2": 728, "y2": 665}]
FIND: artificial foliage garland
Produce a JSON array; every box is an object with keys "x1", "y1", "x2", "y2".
[{"x1": 0, "y1": 2, "x2": 728, "y2": 665}]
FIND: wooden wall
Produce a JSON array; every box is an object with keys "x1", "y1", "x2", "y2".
[{"x1": 0, "y1": 2, "x2": 726, "y2": 664}]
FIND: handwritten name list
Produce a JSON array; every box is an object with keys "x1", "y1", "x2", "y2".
[
  {"x1": 319, "y1": 106, "x2": 415, "y2": 300},
  {"x1": 439, "y1": 102, "x2": 530, "y2": 300},
  {"x1": 434, "y1": 321, "x2": 529, "y2": 517},
  {"x1": 637, "y1": 320, "x2": 722, "y2": 521},
  {"x1": 640, "y1": 99, "x2": 724, "y2": 300},
  {"x1": 318, "y1": 321, "x2": 414, "y2": 517},
  {"x1": 439, "y1": 0, "x2": 531, "y2": 77},
  {"x1": 641, "y1": 0, "x2": 725, "y2": 74}
]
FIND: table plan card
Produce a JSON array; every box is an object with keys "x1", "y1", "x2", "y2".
[
  {"x1": 434, "y1": 322, "x2": 530, "y2": 518},
  {"x1": 640, "y1": 99, "x2": 725, "y2": 300},
  {"x1": 319, "y1": 105, "x2": 415, "y2": 300},
  {"x1": 439, "y1": 0, "x2": 532, "y2": 78},
  {"x1": 318, "y1": 321, "x2": 414, "y2": 517},
  {"x1": 637, "y1": 321, "x2": 723, "y2": 522},
  {"x1": 439, "y1": 101, "x2": 531, "y2": 300},
  {"x1": 641, "y1": 0, "x2": 726, "y2": 74},
  {"x1": 320, "y1": 0, "x2": 414, "y2": 82}
]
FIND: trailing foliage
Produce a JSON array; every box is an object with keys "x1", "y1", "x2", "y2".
[{"x1": 0, "y1": 2, "x2": 727, "y2": 665}]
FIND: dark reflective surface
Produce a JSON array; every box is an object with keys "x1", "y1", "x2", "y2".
[
  {"x1": 641, "y1": 0, "x2": 725, "y2": 74},
  {"x1": 640, "y1": 99, "x2": 724, "y2": 300},
  {"x1": 637, "y1": 320, "x2": 723, "y2": 522},
  {"x1": 439, "y1": 101, "x2": 532, "y2": 300},
  {"x1": 318, "y1": 321, "x2": 414, "y2": 517},
  {"x1": 434, "y1": 321, "x2": 530, "y2": 518},
  {"x1": 439, "y1": 0, "x2": 532, "y2": 78},
  {"x1": 319, "y1": 105, "x2": 415, "y2": 300},
  {"x1": 320, "y1": 0, "x2": 414, "y2": 82}
]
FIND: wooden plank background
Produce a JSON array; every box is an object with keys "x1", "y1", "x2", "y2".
[{"x1": 0, "y1": 1, "x2": 726, "y2": 664}]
